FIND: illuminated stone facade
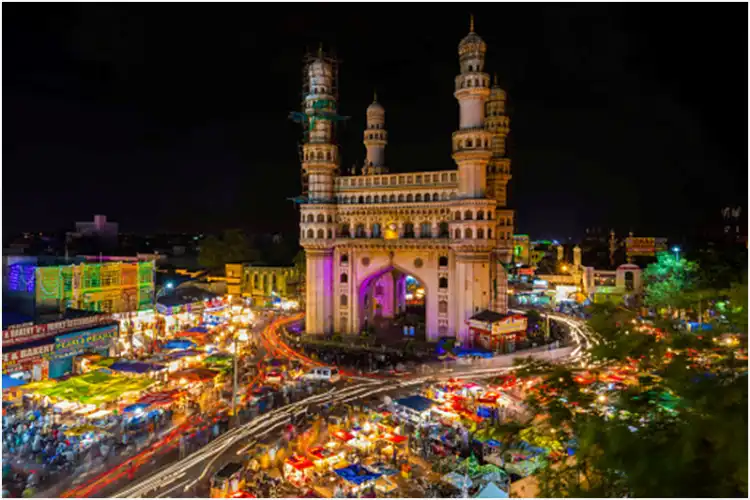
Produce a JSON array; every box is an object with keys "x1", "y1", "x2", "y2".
[{"x1": 298, "y1": 19, "x2": 514, "y2": 343}]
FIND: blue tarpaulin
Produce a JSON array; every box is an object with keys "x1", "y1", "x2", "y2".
[
  {"x1": 163, "y1": 340, "x2": 196, "y2": 350},
  {"x1": 2, "y1": 375, "x2": 26, "y2": 390},
  {"x1": 394, "y1": 395, "x2": 436, "y2": 413},
  {"x1": 334, "y1": 464, "x2": 382, "y2": 485},
  {"x1": 122, "y1": 403, "x2": 151, "y2": 413},
  {"x1": 186, "y1": 326, "x2": 209, "y2": 333},
  {"x1": 110, "y1": 361, "x2": 165, "y2": 374}
]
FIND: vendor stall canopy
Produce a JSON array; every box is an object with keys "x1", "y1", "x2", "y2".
[
  {"x1": 2, "y1": 375, "x2": 27, "y2": 390},
  {"x1": 110, "y1": 360, "x2": 166, "y2": 374},
  {"x1": 23, "y1": 370, "x2": 155, "y2": 405},
  {"x1": 475, "y1": 481, "x2": 509, "y2": 499},
  {"x1": 394, "y1": 395, "x2": 437, "y2": 413},
  {"x1": 334, "y1": 464, "x2": 382, "y2": 485}
]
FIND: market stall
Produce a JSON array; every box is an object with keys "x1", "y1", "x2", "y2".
[{"x1": 284, "y1": 455, "x2": 315, "y2": 487}]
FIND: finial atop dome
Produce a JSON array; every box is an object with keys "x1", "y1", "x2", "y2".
[
  {"x1": 493, "y1": 72, "x2": 498, "y2": 86},
  {"x1": 317, "y1": 42, "x2": 323, "y2": 58},
  {"x1": 373, "y1": 89, "x2": 378, "y2": 102},
  {"x1": 470, "y1": 13, "x2": 475, "y2": 32}
]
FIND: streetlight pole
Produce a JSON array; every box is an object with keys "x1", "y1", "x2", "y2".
[{"x1": 232, "y1": 336, "x2": 238, "y2": 426}]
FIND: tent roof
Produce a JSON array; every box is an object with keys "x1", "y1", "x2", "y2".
[
  {"x1": 2, "y1": 375, "x2": 26, "y2": 390},
  {"x1": 334, "y1": 464, "x2": 381, "y2": 485},
  {"x1": 475, "y1": 481, "x2": 508, "y2": 498},
  {"x1": 110, "y1": 361, "x2": 165, "y2": 374},
  {"x1": 394, "y1": 395, "x2": 436, "y2": 413}
]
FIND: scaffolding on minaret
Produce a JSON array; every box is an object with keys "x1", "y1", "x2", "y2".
[{"x1": 288, "y1": 45, "x2": 350, "y2": 198}]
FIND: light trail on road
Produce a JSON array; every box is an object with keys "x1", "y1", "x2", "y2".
[{"x1": 108, "y1": 310, "x2": 597, "y2": 498}]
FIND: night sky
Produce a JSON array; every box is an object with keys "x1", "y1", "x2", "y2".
[{"x1": 4, "y1": 3, "x2": 747, "y2": 241}]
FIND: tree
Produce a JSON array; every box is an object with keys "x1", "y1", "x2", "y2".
[
  {"x1": 497, "y1": 268, "x2": 748, "y2": 498},
  {"x1": 642, "y1": 252, "x2": 700, "y2": 310},
  {"x1": 198, "y1": 229, "x2": 259, "y2": 270}
]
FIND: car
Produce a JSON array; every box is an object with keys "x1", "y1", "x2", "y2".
[{"x1": 303, "y1": 366, "x2": 340, "y2": 383}]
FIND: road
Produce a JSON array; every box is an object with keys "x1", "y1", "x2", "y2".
[{"x1": 103, "y1": 311, "x2": 596, "y2": 498}]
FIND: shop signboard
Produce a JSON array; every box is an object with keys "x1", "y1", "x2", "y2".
[
  {"x1": 2, "y1": 343, "x2": 54, "y2": 373},
  {"x1": 492, "y1": 315, "x2": 528, "y2": 336},
  {"x1": 52, "y1": 324, "x2": 118, "y2": 359},
  {"x1": 2, "y1": 314, "x2": 115, "y2": 346},
  {"x1": 626, "y1": 237, "x2": 667, "y2": 257}
]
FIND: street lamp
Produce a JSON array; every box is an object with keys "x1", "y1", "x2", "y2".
[{"x1": 671, "y1": 246, "x2": 681, "y2": 260}]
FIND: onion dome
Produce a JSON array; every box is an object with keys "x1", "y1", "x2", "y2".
[{"x1": 458, "y1": 14, "x2": 487, "y2": 56}]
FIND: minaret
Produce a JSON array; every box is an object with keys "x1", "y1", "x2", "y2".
[
  {"x1": 363, "y1": 91, "x2": 388, "y2": 175},
  {"x1": 451, "y1": 16, "x2": 496, "y2": 345},
  {"x1": 298, "y1": 46, "x2": 339, "y2": 335},
  {"x1": 452, "y1": 14, "x2": 493, "y2": 198},
  {"x1": 485, "y1": 73, "x2": 511, "y2": 206}
]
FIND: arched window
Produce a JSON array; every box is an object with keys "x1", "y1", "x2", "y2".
[
  {"x1": 433, "y1": 192, "x2": 439, "y2": 201},
  {"x1": 372, "y1": 223, "x2": 382, "y2": 238},
  {"x1": 477, "y1": 228, "x2": 484, "y2": 239},
  {"x1": 439, "y1": 222, "x2": 449, "y2": 238},
  {"x1": 326, "y1": 151, "x2": 332, "y2": 160},
  {"x1": 499, "y1": 218, "x2": 505, "y2": 226},
  {"x1": 439, "y1": 256, "x2": 449, "y2": 267},
  {"x1": 439, "y1": 277, "x2": 448, "y2": 289},
  {"x1": 307, "y1": 214, "x2": 314, "y2": 222},
  {"x1": 355, "y1": 224, "x2": 366, "y2": 238},
  {"x1": 340, "y1": 294, "x2": 348, "y2": 307},
  {"x1": 487, "y1": 212, "x2": 493, "y2": 220},
  {"x1": 327, "y1": 215, "x2": 333, "y2": 223},
  {"x1": 341, "y1": 224, "x2": 351, "y2": 237},
  {"x1": 424, "y1": 193, "x2": 431, "y2": 202},
  {"x1": 398, "y1": 194, "x2": 405, "y2": 202},
  {"x1": 439, "y1": 300, "x2": 448, "y2": 314},
  {"x1": 317, "y1": 214, "x2": 325, "y2": 222},
  {"x1": 374, "y1": 195, "x2": 380, "y2": 203},
  {"x1": 262, "y1": 274, "x2": 268, "y2": 291},
  {"x1": 317, "y1": 151, "x2": 324, "y2": 160},
  {"x1": 306, "y1": 229, "x2": 314, "y2": 238},
  {"x1": 340, "y1": 254, "x2": 349, "y2": 264},
  {"x1": 271, "y1": 274, "x2": 277, "y2": 292},
  {"x1": 253, "y1": 274, "x2": 259, "y2": 288},
  {"x1": 420, "y1": 223, "x2": 431, "y2": 238},
  {"x1": 327, "y1": 229, "x2": 333, "y2": 239},
  {"x1": 317, "y1": 229, "x2": 324, "y2": 239},
  {"x1": 477, "y1": 210, "x2": 485, "y2": 220},
  {"x1": 454, "y1": 211, "x2": 461, "y2": 220},
  {"x1": 358, "y1": 196, "x2": 365, "y2": 204},
  {"x1": 340, "y1": 273, "x2": 348, "y2": 283},
  {"x1": 406, "y1": 194, "x2": 414, "y2": 202},
  {"x1": 464, "y1": 210, "x2": 473, "y2": 220},
  {"x1": 403, "y1": 223, "x2": 415, "y2": 238},
  {"x1": 454, "y1": 229, "x2": 461, "y2": 239},
  {"x1": 465, "y1": 228, "x2": 473, "y2": 239},
  {"x1": 389, "y1": 194, "x2": 396, "y2": 203},
  {"x1": 365, "y1": 195, "x2": 372, "y2": 203},
  {"x1": 415, "y1": 193, "x2": 422, "y2": 202},
  {"x1": 488, "y1": 229, "x2": 492, "y2": 239}
]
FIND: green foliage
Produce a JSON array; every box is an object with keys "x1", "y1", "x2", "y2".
[
  {"x1": 643, "y1": 252, "x2": 700, "y2": 309},
  {"x1": 198, "y1": 229, "x2": 259, "y2": 270},
  {"x1": 500, "y1": 266, "x2": 748, "y2": 497}
]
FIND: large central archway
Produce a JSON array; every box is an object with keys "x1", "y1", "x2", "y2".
[{"x1": 358, "y1": 265, "x2": 427, "y2": 341}]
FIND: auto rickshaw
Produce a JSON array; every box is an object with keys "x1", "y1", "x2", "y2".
[{"x1": 210, "y1": 462, "x2": 246, "y2": 498}]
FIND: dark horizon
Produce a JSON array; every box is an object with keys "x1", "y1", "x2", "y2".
[{"x1": 4, "y1": 4, "x2": 747, "y2": 241}]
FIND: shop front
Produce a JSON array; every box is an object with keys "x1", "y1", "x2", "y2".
[
  {"x1": 468, "y1": 311, "x2": 528, "y2": 353},
  {"x1": 2, "y1": 340, "x2": 54, "y2": 382},
  {"x1": 49, "y1": 324, "x2": 119, "y2": 378}
]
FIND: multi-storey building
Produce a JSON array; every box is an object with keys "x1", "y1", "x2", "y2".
[{"x1": 296, "y1": 19, "x2": 514, "y2": 343}]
